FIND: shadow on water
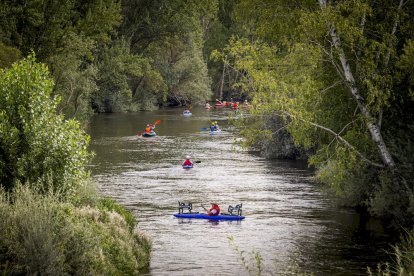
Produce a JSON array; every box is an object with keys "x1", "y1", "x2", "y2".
[{"x1": 88, "y1": 107, "x2": 393, "y2": 275}]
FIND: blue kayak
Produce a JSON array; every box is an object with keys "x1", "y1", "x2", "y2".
[
  {"x1": 182, "y1": 164, "x2": 193, "y2": 169},
  {"x1": 174, "y1": 213, "x2": 245, "y2": 221}
]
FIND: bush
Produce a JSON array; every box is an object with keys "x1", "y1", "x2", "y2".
[
  {"x1": 0, "y1": 186, "x2": 152, "y2": 275},
  {"x1": 0, "y1": 54, "x2": 91, "y2": 199}
]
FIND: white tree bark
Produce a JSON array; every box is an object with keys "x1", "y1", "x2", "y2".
[{"x1": 318, "y1": 0, "x2": 396, "y2": 170}]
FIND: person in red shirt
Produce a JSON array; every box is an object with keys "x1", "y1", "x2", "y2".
[
  {"x1": 208, "y1": 203, "x2": 220, "y2": 216},
  {"x1": 182, "y1": 156, "x2": 193, "y2": 167}
]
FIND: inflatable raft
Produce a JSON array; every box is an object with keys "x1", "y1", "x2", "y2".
[{"x1": 173, "y1": 213, "x2": 245, "y2": 221}]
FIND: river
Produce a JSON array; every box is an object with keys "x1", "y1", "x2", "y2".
[{"x1": 88, "y1": 107, "x2": 392, "y2": 275}]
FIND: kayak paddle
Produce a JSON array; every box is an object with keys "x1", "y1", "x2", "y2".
[{"x1": 154, "y1": 119, "x2": 161, "y2": 125}]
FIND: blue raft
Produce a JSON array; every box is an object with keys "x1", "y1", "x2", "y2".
[{"x1": 174, "y1": 213, "x2": 245, "y2": 221}]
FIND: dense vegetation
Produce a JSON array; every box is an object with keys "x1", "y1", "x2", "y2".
[
  {"x1": 0, "y1": 0, "x2": 223, "y2": 120},
  {"x1": 0, "y1": 55, "x2": 151, "y2": 274},
  {"x1": 216, "y1": 0, "x2": 414, "y2": 225},
  {"x1": 1, "y1": 0, "x2": 413, "y2": 274}
]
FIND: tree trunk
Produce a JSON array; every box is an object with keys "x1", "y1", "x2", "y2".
[
  {"x1": 219, "y1": 58, "x2": 226, "y2": 100},
  {"x1": 318, "y1": 0, "x2": 396, "y2": 170}
]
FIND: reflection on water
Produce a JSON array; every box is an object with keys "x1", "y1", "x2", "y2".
[{"x1": 88, "y1": 107, "x2": 392, "y2": 275}]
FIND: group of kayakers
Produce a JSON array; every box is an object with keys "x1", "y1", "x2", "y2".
[{"x1": 210, "y1": 98, "x2": 249, "y2": 109}]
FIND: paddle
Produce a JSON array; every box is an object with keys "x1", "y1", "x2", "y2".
[
  {"x1": 195, "y1": 161, "x2": 201, "y2": 163},
  {"x1": 201, "y1": 203, "x2": 208, "y2": 212},
  {"x1": 137, "y1": 120, "x2": 160, "y2": 137}
]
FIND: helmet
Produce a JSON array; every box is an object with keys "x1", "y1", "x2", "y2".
[
  {"x1": 146, "y1": 124, "x2": 149, "y2": 126},
  {"x1": 186, "y1": 155, "x2": 190, "y2": 159}
]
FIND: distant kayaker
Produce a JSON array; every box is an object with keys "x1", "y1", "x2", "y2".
[
  {"x1": 182, "y1": 156, "x2": 193, "y2": 167},
  {"x1": 145, "y1": 124, "x2": 156, "y2": 134},
  {"x1": 207, "y1": 203, "x2": 220, "y2": 216},
  {"x1": 205, "y1": 102, "x2": 211, "y2": 109},
  {"x1": 210, "y1": 121, "x2": 219, "y2": 131}
]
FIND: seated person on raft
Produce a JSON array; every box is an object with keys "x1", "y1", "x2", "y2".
[
  {"x1": 182, "y1": 156, "x2": 193, "y2": 167},
  {"x1": 207, "y1": 203, "x2": 220, "y2": 216}
]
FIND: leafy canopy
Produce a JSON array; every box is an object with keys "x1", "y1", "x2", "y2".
[{"x1": 0, "y1": 54, "x2": 91, "y2": 198}]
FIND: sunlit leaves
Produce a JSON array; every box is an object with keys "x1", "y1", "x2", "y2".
[{"x1": 0, "y1": 55, "x2": 91, "y2": 198}]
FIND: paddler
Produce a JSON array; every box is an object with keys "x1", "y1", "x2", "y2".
[
  {"x1": 207, "y1": 203, "x2": 220, "y2": 216},
  {"x1": 182, "y1": 155, "x2": 193, "y2": 167}
]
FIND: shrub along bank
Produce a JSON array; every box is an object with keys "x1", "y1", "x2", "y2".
[{"x1": 0, "y1": 55, "x2": 151, "y2": 274}]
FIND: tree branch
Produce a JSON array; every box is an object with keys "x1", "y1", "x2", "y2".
[{"x1": 281, "y1": 111, "x2": 385, "y2": 168}]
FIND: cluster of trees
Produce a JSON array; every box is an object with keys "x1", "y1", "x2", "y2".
[
  {"x1": 0, "y1": 55, "x2": 151, "y2": 274},
  {"x1": 217, "y1": 0, "x2": 414, "y2": 227},
  {"x1": 1, "y1": 0, "x2": 413, "y2": 272},
  {"x1": 0, "y1": 0, "x2": 229, "y2": 120}
]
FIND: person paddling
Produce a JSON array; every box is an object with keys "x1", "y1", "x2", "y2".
[
  {"x1": 207, "y1": 203, "x2": 220, "y2": 216},
  {"x1": 145, "y1": 124, "x2": 155, "y2": 134},
  {"x1": 182, "y1": 155, "x2": 193, "y2": 167}
]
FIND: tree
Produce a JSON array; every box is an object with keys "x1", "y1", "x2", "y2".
[
  {"x1": 0, "y1": 54, "x2": 91, "y2": 198},
  {"x1": 223, "y1": 0, "x2": 414, "y2": 222}
]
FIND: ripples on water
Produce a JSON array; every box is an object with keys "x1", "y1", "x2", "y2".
[{"x1": 88, "y1": 108, "x2": 391, "y2": 275}]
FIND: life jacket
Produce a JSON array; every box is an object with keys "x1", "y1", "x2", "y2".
[
  {"x1": 145, "y1": 127, "x2": 151, "y2": 133},
  {"x1": 183, "y1": 159, "x2": 193, "y2": 166},
  {"x1": 208, "y1": 204, "x2": 220, "y2": 216}
]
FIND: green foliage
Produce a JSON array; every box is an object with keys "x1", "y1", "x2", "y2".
[
  {"x1": 93, "y1": 39, "x2": 145, "y2": 112},
  {"x1": 0, "y1": 43, "x2": 21, "y2": 69},
  {"x1": 48, "y1": 32, "x2": 98, "y2": 120},
  {"x1": 0, "y1": 185, "x2": 151, "y2": 275},
  {"x1": 0, "y1": 0, "x2": 123, "y2": 119},
  {"x1": 221, "y1": 0, "x2": 414, "y2": 224},
  {"x1": 121, "y1": 0, "x2": 215, "y2": 106},
  {"x1": 148, "y1": 35, "x2": 212, "y2": 105},
  {"x1": 98, "y1": 197, "x2": 136, "y2": 231},
  {"x1": 0, "y1": 54, "x2": 91, "y2": 198}
]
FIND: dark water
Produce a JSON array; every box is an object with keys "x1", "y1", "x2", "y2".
[{"x1": 88, "y1": 107, "x2": 392, "y2": 275}]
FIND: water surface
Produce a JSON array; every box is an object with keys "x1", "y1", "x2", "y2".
[{"x1": 88, "y1": 107, "x2": 391, "y2": 275}]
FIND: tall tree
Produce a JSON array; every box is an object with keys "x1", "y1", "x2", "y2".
[{"x1": 223, "y1": 0, "x2": 414, "y2": 222}]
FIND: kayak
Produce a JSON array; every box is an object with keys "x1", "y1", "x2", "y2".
[
  {"x1": 142, "y1": 132, "x2": 157, "y2": 137},
  {"x1": 173, "y1": 213, "x2": 245, "y2": 221},
  {"x1": 183, "y1": 112, "x2": 192, "y2": 116},
  {"x1": 210, "y1": 129, "x2": 221, "y2": 135},
  {"x1": 182, "y1": 164, "x2": 193, "y2": 169}
]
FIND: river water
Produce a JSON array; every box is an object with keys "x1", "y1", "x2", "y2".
[{"x1": 88, "y1": 107, "x2": 392, "y2": 275}]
